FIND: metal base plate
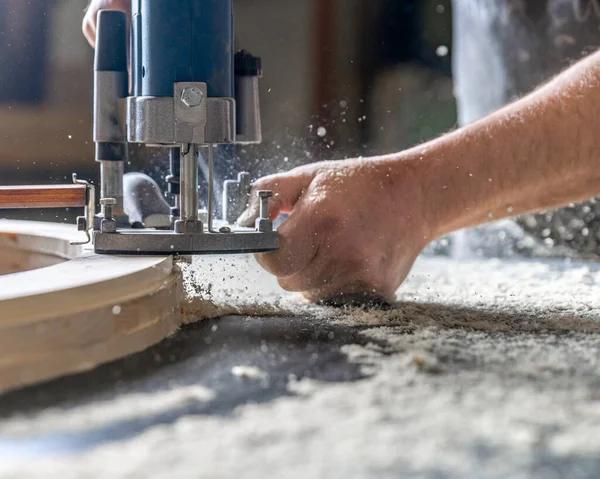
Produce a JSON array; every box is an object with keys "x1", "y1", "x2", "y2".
[{"x1": 93, "y1": 228, "x2": 279, "y2": 255}]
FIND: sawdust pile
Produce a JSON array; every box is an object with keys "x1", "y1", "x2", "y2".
[
  {"x1": 179, "y1": 256, "x2": 302, "y2": 322},
  {"x1": 180, "y1": 253, "x2": 600, "y2": 335}
]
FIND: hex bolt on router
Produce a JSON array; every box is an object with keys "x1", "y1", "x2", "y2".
[{"x1": 180, "y1": 87, "x2": 204, "y2": 107}]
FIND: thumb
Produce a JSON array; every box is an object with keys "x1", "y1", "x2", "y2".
[
  {"x1": 237, "y1": 166, "x2": 316, "y2": 227},
  {"x1": 83, "y1": 0, "x2": 132, "y2": 48}
]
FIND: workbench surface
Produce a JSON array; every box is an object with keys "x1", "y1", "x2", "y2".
[{"x1": 1, "y1": 255, "x2": 600, "y2": 478}]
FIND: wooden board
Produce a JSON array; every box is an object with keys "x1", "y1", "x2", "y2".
[
  {"x1": 0, "y1": 220, "x2": 183, "y2": 393},
  {"x1": 0, "y1": 184, "x2": 87, "y2": 209}
]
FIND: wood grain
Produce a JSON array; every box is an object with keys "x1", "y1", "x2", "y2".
[
  {"x1": 0, "y1": 220, "x2": 184, "y2": 393},
  {"x1": 0, "y1": 184, "x2": 87, "y2": 209}
]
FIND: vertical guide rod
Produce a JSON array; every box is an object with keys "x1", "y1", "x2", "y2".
[
  {"x1": 180, "y1": 143, "x2": 199, "y2": 223},
  {"x1": 168, "y1": 147, "x2": 181, "y2": 224},
  {"x1": 207, "y1": 144, "x2": 216, "y2": 233},
  {"x1": 100, "y1": 161, "x2": 125, "y2": 216}
]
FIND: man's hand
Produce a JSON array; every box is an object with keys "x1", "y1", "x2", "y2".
[
  {"x1": 240, "y1": 49, "x2": 600, "y2": 304},
  {"x1": 82, "y1": 0, "x2": 131, "y2": 47},
  {"x1": 238, "y1": 157, "x2": 432, "y2": 304}
]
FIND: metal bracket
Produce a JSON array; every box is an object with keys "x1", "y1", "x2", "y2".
[
  {"x1": 223, "y1": 172, "x2": 251, "y2": 224},
  {"x1": 127, "y1": 82, "x2": 235, "y2": 145},
  {"x1": 71, "y1": 174, "x2": 96, "y2": 246},
  {"x1": 174, "y1": 82, "x2": 207, "y2": 143}
]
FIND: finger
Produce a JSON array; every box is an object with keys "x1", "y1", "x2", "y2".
[
  {"x1": 83, "y1": 0, "x2": 132, "y2": 47},
  {"x1": 303, "y1": 278, "x2": 396, "y2": 306},
  {"x1": 278, "y1": 262, "x2": 361, "y2": 295},
  {"x1": 276, "y1": 255, "x2": 332, "y2": 293},
  {"x1": 275, "y1": 233, "x2": 351, "y2": 292},
  {"x1": 254, "y1": 200, "x2": 320, "y2": 278},
  {"x1": 282, "y1": 254, "x2": 394, "y2": 302},
  {"x1": 237, "y1": 166, "x2": 315, "y2": 227},
  {"x1": 82, "y1": 14, "x2": 95, "y2": 47}
]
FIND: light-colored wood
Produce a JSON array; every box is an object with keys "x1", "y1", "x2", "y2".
[
  {"x1": 0, "y1": 231, "x2": 68, "y2": 275},
  {"x1": 0, "y1": 220, "x2": 184, "y2": 393}
]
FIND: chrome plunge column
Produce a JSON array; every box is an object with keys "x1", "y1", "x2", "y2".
[
  {"x1": 174, "y1": 143, "x2": 202, "y2": 233},
  {"x1": 94, "y1": 10, "x2": 128, "y2": 222}
]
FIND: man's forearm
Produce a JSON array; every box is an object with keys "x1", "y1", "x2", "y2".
[{"x1": 395, "y1": 50, "x2": 600, "y2": 240}]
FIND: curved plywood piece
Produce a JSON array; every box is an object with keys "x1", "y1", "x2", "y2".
[{"x1": 0, "y1": 220, "x2": 183, "y2": 393}]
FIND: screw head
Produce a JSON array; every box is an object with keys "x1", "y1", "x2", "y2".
[
  {"x1": 257, "y1": 190, "x2": 273, "y2": 199},
  {"x1": 181, "y1": 87, "x2": 203, "y2": 107},
  {"x1": 100, "y1": 197, "x2": 117, "y2": 206}
]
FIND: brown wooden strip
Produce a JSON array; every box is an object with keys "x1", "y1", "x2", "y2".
[{"x1": 0, "y1": 184, "x2": 87, "y2": 209}]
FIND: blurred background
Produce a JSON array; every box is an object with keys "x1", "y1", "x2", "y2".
[{"x1": 0, "y1": 0, "x2": 454, "y2": 220}]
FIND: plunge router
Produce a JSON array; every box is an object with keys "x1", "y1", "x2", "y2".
[
  {"x1": 0, "y1": 1, "x2": 278, "y2": 256},
  {"x1": 92, "y1": 2, "x2": 278, "y2": 255}
]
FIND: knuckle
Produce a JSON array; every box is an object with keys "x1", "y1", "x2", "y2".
[
  {"x1": 252, "y1": 177, "x2": 272, "y2": 190},
  {"x1": 251, "y1": 176, "x2": 283, "y2": 197}
]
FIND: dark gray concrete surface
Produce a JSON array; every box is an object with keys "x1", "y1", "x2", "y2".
[{"x1": 0, "y1": 315, "x2": 377, "y2": 460}]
